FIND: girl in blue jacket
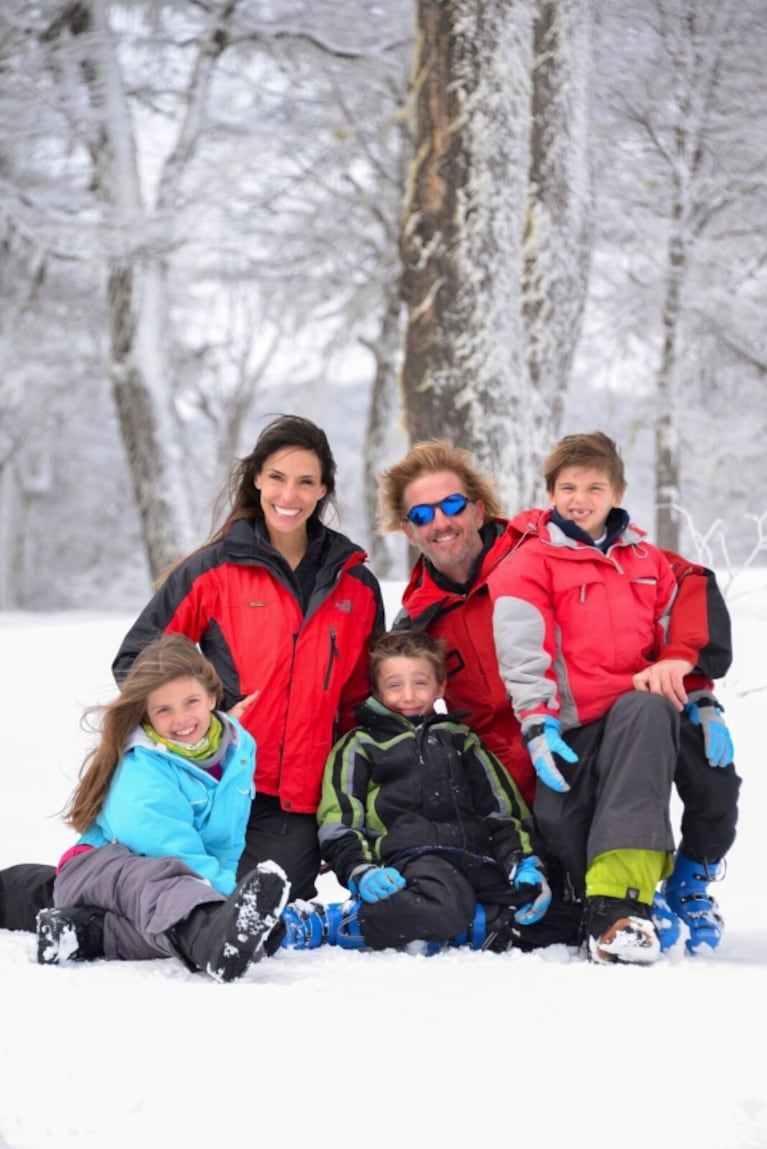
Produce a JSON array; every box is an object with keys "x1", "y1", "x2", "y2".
[{"x1": 37, "y1": 634, "x2": 289, "y2": 983}]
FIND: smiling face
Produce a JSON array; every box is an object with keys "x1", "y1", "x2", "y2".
[
  {"x1": 145, "y1": 676, "x2": 217, "y2": 744},
  {"x1": 401, "y1": 470, "x2": 485, "y2": 584},
  {"x1": 254, "y1": 446, "x2": 327, "y2": 542},
  {"x1": 375, "y1": 655, "x2": 443, "y2": 719},
  {"x1": 549, "y1": 465, "x2": 624, "y2": 540}
]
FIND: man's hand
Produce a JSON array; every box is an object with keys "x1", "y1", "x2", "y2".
[
  {"x1": 686, "y1": 692, "x2": 734, "y2": 768},
  {"x1": 633, "y1": 659, "x2": 694, "y2": 711}
]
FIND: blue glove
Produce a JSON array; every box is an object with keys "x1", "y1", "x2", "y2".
[
  {"x1": 685, "y1": 694, "x2": 733, "y2": 768},
  {"x1": 522, "y1": 716, "x2": 578, "y2": 793},
  {"x1": 353, "y1": 866, "x2": 406, "y2": 904},
  {"x1": 510, "y1": 855, "x2": 552, "y2": 925}
]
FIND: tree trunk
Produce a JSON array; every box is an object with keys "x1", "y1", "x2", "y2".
[
  {"x1": 364, "y1": 285, "x2": 409, "y2": 578},
  {"x1": 524, "y1": 0, "x2": 594, "y2": 483},
  {"x1": 399, "y1": 0, "x2": 592, "y2": 512},
  {"x1": 107, "y1": 263, "x2": 197, "y2": 576},
  {"x1": 654, "y1": 223, "x2": 684, "y2": 551}
]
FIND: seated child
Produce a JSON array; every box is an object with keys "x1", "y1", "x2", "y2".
[
  {"x1": 280, "y1": 630, "x2": 581, "y2": 953},
  {"x1": 36, "y1": 634, "x2": 289, "y2": 983}
]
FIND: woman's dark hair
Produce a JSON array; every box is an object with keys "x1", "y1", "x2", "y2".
[
  {"x1": 160, "y1": 415, "x2": 339, "y2": 583},
  {"x1": 219, "y1": 414, "x2": 337, "y2": 533}
]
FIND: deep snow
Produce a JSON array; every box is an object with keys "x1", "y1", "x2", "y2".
[{"x1": 1, "y1": 574, "x2": 766, "y2": 1149}]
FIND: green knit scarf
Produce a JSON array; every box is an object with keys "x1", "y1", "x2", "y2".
[{"x1": 143, "y1": 712, "x2": 224, "y2": 761}]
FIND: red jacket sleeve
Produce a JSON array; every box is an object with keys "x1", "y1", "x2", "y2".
[{"x1": 661, "y1": 550, "x2": 732, "y2": 684}]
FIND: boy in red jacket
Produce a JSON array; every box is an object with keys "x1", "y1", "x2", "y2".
[{"x1": 487, "y1": 432, "x2": 738, "y2": 963}]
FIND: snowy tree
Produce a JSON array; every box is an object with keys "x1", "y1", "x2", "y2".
[
  {"x1": 398, "y1": 0, "x2": 593, "y2": 511},
  {"x1": 0, "y1": 0, "x2": 413, "y2": 600},
  {"x1": 585, "y1": 0, "x2": 767, "y2": 553}
]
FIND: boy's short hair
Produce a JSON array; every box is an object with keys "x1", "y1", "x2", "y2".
[
  {"x1": 369, "y1": 630, "x2": 447, "y2": 689},
  {"x1": 542, "y1": 431, "x2": 627, "y2": 495}
]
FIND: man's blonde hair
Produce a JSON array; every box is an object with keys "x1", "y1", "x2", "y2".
[{"x1": 377, "y1": 440, "x2": 502, "y2": 533}]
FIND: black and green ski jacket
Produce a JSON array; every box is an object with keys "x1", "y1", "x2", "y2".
[{"x1": 317, "y1": 696, "x2": 534, "y2": 888}]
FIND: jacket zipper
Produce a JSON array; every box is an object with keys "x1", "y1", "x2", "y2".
[{"x1": 323, "y1": 626, "x2": 340, "y2": 690}]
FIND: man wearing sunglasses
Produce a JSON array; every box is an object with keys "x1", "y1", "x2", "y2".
[
  {"x1": 378, "y1": 441, "x2": 537, "y2": 803},
  {"x1": 377, "y1": 439, "x2": 736, "y2": 955}
]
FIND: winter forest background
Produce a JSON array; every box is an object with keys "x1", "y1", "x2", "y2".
[{"x1": 1, "y1": 0, "x2": 766, "y2": 612}]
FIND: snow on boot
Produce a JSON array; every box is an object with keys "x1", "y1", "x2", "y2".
[
  {"x1": 325, "y1": 899, "x2": 366, "y2": 949},
  {"x1": 36, "y1": 906, "x2": 106, "y2": 965},
  {"x1": 651, "y1": 890, "x2": 681, "y2": 952},
  {"x1": 169, "y1": 860, "x2": 289, "y2": 982},
  {"x1": 585, "y1": 895, "x2": 660, "y2": 966},
  {"x1": 663, "y1": 854, "x2": 724, "y2": 954},
  {"x1": 279, "y1": 900, "x2": 328, "y2": 950}
]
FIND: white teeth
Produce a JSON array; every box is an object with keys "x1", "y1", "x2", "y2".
[{"x1": 275, "y1": 507, "x2": 300, "y2": 516}]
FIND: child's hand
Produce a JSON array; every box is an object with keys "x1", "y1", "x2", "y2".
[
  {"x1": 633, "y1": 659, "x2": 693, "y2": 711},
  {"x1": 352, "y1": 866, "x2": 406, "y2": 903},
  {"x1": 509, "y1": 856, "x2": 552, "y2": 925},
  {"x1": 227, "y1": 691, "x2": 260, "y2": 721},
  {"x1": 521, "y1": 716, "x2": 577, "y2": 793}
]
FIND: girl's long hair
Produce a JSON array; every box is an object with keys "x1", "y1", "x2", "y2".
[{"x1": 64, "y1": 635, "x2": 223, "y2": 833}]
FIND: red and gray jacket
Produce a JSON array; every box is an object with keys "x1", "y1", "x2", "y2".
[
  {"x1": 112, "y1": 518, "x2": 385, "y2": 814},
  {"x1": 396, "y1": 515, "x2": 731, "y2": 800},
  {"x1": 488, "y1": 509, "x2": 731, "y2": 731},
  {"x1": 394, "y1": 519, "x2": 538, "y2": 805}
]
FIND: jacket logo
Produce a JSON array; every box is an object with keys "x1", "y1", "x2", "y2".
[
  {"x1": 334, "y1": 599, "x2": 353, "y2": 612},
  {"x1": 248, "y1": 601, "x2": 266, "y2": 607}
]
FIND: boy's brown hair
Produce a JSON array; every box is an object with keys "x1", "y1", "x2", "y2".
[
  {"x1": 541, "y1": 431, "x2": 627, "y2": 496},
  {"x1": 368, "y1": 631, "x2": 447, "y2": 691}
]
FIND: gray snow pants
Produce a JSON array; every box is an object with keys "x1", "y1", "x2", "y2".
[
  {"x1": 533, "y1": 691, "x2": 679, "y2": 900},
  {"x1": 53, "y1": 844, "x2": 225, "y2": 961}
]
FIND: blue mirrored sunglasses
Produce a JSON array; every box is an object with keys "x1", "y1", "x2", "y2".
[{"x1": 404, "y1": 492, "x2": 472, "y2": 526}]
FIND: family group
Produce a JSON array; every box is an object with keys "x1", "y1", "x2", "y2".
[{"x1": 0, "y1": 416, "x2": 739, "y2": 982}]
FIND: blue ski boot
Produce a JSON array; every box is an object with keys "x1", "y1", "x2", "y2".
[
  {"x1": 447, "y1": 904, "x2": 488, "y2": 950},
  {"x1": 279, "y1": 900, "x2": 327, "y2": 950},
  {"x1": 663, "y1": 854, "x2": 724, "y2": 954},
  {"x1": 413, "y1": 904, "x2": 489, "y2": 956},
  {"x1": 325, "y1": 899, "x2": 366, "y2": 949},
  {"x1": 651, "y1": 890, "x2": 681, "y2": 951}
]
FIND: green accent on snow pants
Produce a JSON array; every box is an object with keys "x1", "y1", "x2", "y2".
[{"x1": 586, "y1": 848, "x2": 673, "y2": 905}]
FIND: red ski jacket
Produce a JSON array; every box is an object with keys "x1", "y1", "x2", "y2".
[
  {"x1": 113, "y1": 519, "x2": 385, "y2": 814},
  {"x1": 395, "y1": 520, "x2": 538, "y2": 804},
  {"x1": 396, "y1": 515, "x2": 731, "y2": 802}
]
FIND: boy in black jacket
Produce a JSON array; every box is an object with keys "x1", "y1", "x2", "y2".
[{"x1": 281, "y1": 631, "x2": 580, "y2": 953}]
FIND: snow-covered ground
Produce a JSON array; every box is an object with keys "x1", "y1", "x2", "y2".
[{"x1": 1, "y1": 574, "x2": 766, "y2": 1149}]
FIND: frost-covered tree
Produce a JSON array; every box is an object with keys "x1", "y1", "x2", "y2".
[
  {"x1": 523, "y1": 1, "x2": 593, "y2": 442},
  {"x1": 0, "y1": 0, "x2": 413, "y2": 600},
  {"x1": 587, "y1": 0, "x2": 767, "y2": 553},
  {"x1": 399, "y1": 0, "x2": 593, "y2": 510}
]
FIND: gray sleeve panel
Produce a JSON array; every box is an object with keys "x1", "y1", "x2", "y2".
[{"x1": 491, "y1": 594, "x2": 559, "y2": 720}]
